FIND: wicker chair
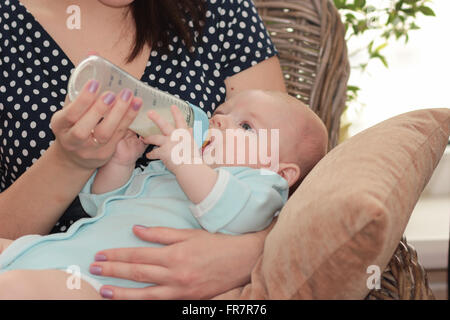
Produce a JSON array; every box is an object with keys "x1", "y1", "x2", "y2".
[{"x1": 254, "y1": 0, "x2": 435, "y2": 300}]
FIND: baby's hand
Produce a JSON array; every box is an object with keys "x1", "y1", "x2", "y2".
[
  {"x1": 143, "y1": 105, "x2": 201, "y2": 173},
  {"x1": 109, "y1": 130, "x2": 147, "y2": 166}
]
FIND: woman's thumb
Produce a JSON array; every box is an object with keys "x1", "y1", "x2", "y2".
[{"x1": 132, "y1": 225, "x2": 193, "y2": 245}]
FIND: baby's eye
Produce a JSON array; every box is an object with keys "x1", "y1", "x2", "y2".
[{"x1": 240, "y1": 122, "x2": 253, "y2": 131}]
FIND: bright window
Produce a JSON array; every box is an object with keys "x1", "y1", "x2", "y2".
[{"x1": 346, "y1": 0, "x2": 448, "y2": 136}]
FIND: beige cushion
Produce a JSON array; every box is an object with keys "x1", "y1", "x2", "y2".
[{"x1": 212, "y1": 108, "x2": 450, "y2": 299}]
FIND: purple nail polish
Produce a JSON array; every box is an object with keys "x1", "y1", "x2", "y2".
[
  {"x1": 88, "y1": 80, "x2": 99, "y2": 93},
  {"x1": 95, "y1": 254, "x2": 107, "y2": 261},
  {"x1": 89, "y1": 265, "x2": 102, "y2": 275},
  {"x1": 121, "y1": 89, "x2": 132, "y2": 101},
  {"x1": 100, "y1": 288, "x2": 113, "y2": 299},
  {"x1": 103, "y1": 93, "x2": 115, "y2": 105},
  {"x1": 132, "y1": 101, "x2": 142, "y2": 111}
]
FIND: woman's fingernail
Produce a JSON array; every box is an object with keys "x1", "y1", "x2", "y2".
[
  {"x1": 132, "y1": 101, "x2": 142, "y2": 111},
  {"x1": 103, "y1": 93, "x2": 115, "y2": 105},
  {"x1": 100, "y1": 288, "x2": 113, "y2": 299},
  {"x1": 89, "y1": 265, "x2": 102, "y2": 275},
  {"x1": 95, "y1": 254, "x2": 107, "y2": 261},
  {"x1": 88, "y1": 80, "x2": 99, "y2": 93},
  {"x1": 134, "y1": 225, "x2": 147, "y2": 230},
  {"x1": 121, "y1": 88, "x2": 132, "y2": 101}
]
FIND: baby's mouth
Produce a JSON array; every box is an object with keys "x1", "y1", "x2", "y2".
[{"x1": 201, "y1": 136, "x2": 214, "y2": 154}]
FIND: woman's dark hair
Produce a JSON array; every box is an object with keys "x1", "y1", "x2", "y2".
[{"x1": 126, "y1": 0, "x2": 207, "y2": 63}]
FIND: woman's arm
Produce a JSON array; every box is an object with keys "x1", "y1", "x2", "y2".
[
  {"x1": 0, "y1": 146, "x2": 95, "y2": 239},
  {"x1": 0, "y1": 82, "x2": 142, "y2": 239},
  {"x1": 224, "y1": 56, "x2": 287, "y2": 98}
]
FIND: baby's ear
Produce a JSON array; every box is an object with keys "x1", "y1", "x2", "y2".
[{"x1": 277, "y1": 163, "x2": 301, "y2": 187}]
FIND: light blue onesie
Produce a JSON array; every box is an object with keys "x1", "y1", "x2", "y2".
[{"x1": 0, "y1": 160, "x2": 288, "y2": 290}]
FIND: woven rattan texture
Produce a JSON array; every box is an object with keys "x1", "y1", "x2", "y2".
[{"x1": 255, "y1": 0, "x2": 350, "y2": 150}]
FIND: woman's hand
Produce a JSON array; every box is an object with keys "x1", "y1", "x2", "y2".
[
  {"x1": 50, "y1": 79, "x2": 143, "y2": 170},
  {"x1": 89, "y1": 225, "x2": 269, "y2": 300}
]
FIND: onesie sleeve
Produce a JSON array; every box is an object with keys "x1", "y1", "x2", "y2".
[
  {"x1": 189, "y1": 168, "x2": 288, "y2": 235},
  {"x1": 78, "y1": 167, "x2": 142, "y2": 217}
]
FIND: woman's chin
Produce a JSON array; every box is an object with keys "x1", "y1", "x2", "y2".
[{"x1": 97, "y1": 0, "x2": 134, "y2": 8}]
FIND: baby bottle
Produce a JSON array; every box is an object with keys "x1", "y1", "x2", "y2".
[{"x1": 67, "y1": 55, "x2": 209, "y2": 147}]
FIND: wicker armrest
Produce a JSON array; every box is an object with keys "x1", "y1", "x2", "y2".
[{"x1": 366, "y1": 237, "x2": 435, "y2": 300}]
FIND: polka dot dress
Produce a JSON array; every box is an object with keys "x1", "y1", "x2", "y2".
[{"x1": 0, "y1": 0, "x2": 278, "y2": 233}]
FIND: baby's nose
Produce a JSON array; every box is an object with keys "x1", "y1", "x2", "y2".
[{"x1": 210, "y1": 115, "x2": 224, "y2": 128}]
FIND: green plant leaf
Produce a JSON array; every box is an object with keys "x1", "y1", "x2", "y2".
[
  {"x1": 419, "y1": 6, "x2": 435, "y2": 16},
  {"x1": 347, "y1": 85, "x2": 360, "y2": 92},
  {"x1": 354, "y1": 0, "x2": 366, "y2": 9},
  {"x1": 375, "y1": 42, "x2": 388, "y2": 52}
]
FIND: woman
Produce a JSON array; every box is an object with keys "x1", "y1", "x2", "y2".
[{"x1": 0, "y1": 0, "x2": 286, "y2": 299}]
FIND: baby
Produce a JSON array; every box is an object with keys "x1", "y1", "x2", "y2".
[{"x1": 0, "y1": 89, "x2": 328, "y2": 299}]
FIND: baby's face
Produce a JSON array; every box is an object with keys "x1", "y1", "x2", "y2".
[{"x1": 202, "y1": 90, "x2": 295, "y2": 170}]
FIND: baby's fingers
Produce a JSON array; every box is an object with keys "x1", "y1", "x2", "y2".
[
  {"x1": 146, "y1": 147, "x2": 162, "y2": 160},
  {"x1": 170, "y1": 105, "x2": 188, "y2": 129},
  {"x1": 147, "y1": 110, "x2": 174, "y2": 136},
  {"x1": 141, "y1": 134, "x2": 166, "y2": 147}
]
